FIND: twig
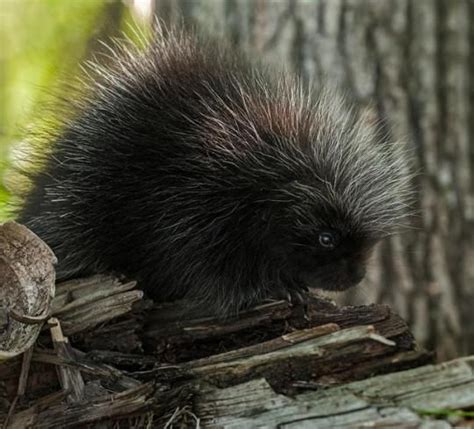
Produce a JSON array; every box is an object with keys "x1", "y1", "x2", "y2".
[
  {"x1": 3, "y1": 346, "x2": 34, "y2": 429},
  {"x1": 9, "y1": 309, "x2": 51, "y2": 325}
]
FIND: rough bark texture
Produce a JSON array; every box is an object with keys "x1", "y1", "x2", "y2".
[
  {"x1": 0, "y1": 222, "x2": 56, "y2": 359},
  {"x1": 153, "y1": 0, "x2": 474, "y2": 361}
]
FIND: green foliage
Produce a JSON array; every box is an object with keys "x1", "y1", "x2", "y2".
[{"x1": 0, "y1": 0, "x2": 145, "y2": 221}]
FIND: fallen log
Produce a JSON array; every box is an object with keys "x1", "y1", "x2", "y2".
[
  {"x1": 0, "y1": 283, "x2": 439, "y2": 428},
  {"x1": 1, "y1": 223, "x2": 473, "y2": 428},
  {"x1": 194, "y1": 356, "x2": 474, "y2": 428}
]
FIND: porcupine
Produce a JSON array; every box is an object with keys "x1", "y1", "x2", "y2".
[{"x1": 16, "y1": 27, "x2": 412, "y2": 315}]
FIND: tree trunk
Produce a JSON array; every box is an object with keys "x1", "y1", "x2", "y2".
[{"x1": 153, "y1": 0, "x2": 474, "y2": 361}]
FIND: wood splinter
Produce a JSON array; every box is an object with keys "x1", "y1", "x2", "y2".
[{"x1": 48, "y1": 318, "x2": 85, "y2": 403}]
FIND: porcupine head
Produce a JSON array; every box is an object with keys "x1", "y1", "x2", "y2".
[{"x1": 16, "y1": 26, "x2": 413, "y2": 316}]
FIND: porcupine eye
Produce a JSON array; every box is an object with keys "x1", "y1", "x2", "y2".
[{"x1": 318, "y1": 231, "x2": 340, "y2": 249}]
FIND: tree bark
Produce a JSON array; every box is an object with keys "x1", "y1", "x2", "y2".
[{"x1": 153, "y1": 0, "x2": 474, "y2": 361}]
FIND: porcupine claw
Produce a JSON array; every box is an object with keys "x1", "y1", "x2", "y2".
[{"x1": 268, "y1": 284, "x2": 308, "y2": 305}]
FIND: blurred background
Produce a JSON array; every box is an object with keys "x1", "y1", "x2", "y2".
[{"x1": 0, "y1": 0, "x2": 473, "y2": 361}]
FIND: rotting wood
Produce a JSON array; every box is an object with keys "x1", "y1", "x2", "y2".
[
  {"x1": 0, "y1": 274, "x2": 439, "y2": 428},
  {"x1": 51, "y1": 275, "x2": 143, "y2": 336},
  {"x1": 193, "y1": 357, "x2": 474, "y2": 429},
  {"x1": 6, "y1": 383, "x2": 155, "y2": 429},
  {"x1": 2, "y1": 347, "x2": 33, "y2": 428}
]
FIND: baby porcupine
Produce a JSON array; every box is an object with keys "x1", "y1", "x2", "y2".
[{"x1": 17, "y1": 28, "x2": 412, "y2": 315}]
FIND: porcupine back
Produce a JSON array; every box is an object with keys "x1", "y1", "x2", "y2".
[{"x1": 17, "y1": 27, "x2": 413, "y2": 315}]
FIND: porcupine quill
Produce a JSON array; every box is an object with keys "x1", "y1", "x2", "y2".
[{"x1": 16, "y1": 26, "x2": 413, "y2": 315}]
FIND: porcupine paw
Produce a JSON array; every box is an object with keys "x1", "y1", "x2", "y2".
[{"x1": 267, "y1": 283, "x2": 309, "y2": 305}]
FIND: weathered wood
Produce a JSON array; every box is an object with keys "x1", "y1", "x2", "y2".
[
  {"x1": 0, "y1": 222, "x2": 56, "y2": 360},
  {"x1": 7, "y1": 383, "x2": 155, "y2": 429},
  {"x1": 195, "y1": 357, "x2": 474, "y2": 428},
  {"x1": 4, "y1": 354, "x2": 471, "y2": 428},
  {"x1": 48, "y1": 318, "x2": 85, "y2": 403},
  {"x1": 2, "y1": 347, "x2": 34, "y2": 428},
  {"x1": 51, "y1": 275, "x2": 143, "y2": 336},
  {"x1": 142, "y1": 295, "x2": 421, "y2": 368},
  {"x1": 0, "y1": 272, "x2": 437, "y2": 428},
  {"x1": 171, "y1": 325, "x2": 398, "y2": 389}
]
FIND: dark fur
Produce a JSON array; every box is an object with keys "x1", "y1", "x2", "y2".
[{"x1": 17, "y1": 29, "x2": 412, "y2": 315}]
